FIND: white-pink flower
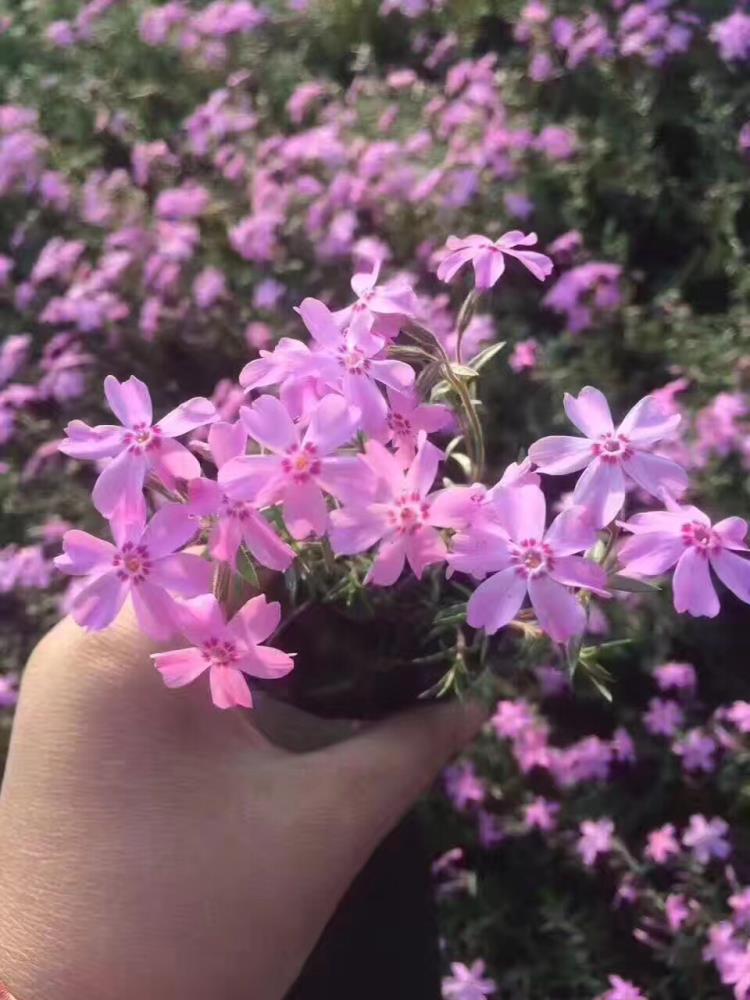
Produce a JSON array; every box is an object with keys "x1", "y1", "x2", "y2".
[
  {"x1": 618, "y1": 503, "x2": 750, "y2": 618},
  {"x1": 188, "y1": 421, "x2": 294, "y2": 572},
  {"x1": 529, "y1": 386, "x2": 688, "y2": 527},
  {"x1": 218, "y1": 394, "x2": 367, "y2": 540},
  {"x1": 442, "y1": 959, "x2": 496, "y2": 1000},
  {"x1": 450, "y1": 484, "x2": 607, "y2": 642},
  {"x1": 54, "y1": 504, "x2": 212, "y2": 638},
  {"x1": 152, "y1": 593, "x2": 294, "y2": 709},
  {"x1": 436, "y1": 230, "x2": 553, "y2": 290},
  {"x1": 329, "y1": 434, "x2": 447, "y2": 585},
  {"x1": 59, "y1": 375, "x2": 216, "y2": 522}
]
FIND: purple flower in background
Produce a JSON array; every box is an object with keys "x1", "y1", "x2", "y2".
[
  {"x1": 577, "y1": 818, "x2": 615, "y2": 866},
  {"x1": 645, "y1": 823, "x2": 680, "y2": 864},
  {"x1": 682, "y1": 814, "x2": 731, "y2": 864},
  {"x1": 710, "y1": 10, "x2": 750, "y2": 62},
  {"x1": 643, "y1": 697, "x2": 684, "y2": 737},
  {"x1": 442, "y1": 960, "x2": 496, "y2": 1000},
  {"x1": 597, "y1": 974, "x2": 648, "y2": 1000},
  {"x1": 444, "y1": 762, "x2": 486, "y2": 811}
]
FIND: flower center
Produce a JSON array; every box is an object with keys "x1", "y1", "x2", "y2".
[
  {"x1": 221, "y1": 495, "x2": 251, "y2": 521},
  {"x1": 682, "y1": 520, "x2": 718, "y2": 556},
  {"x1": 387, "y1": 491, "x2": 430, "y2": 534},
  {"x1": 511, "y1": 539, "x2": 553, "y2": 578},
  {"x1": 112, "y1": 542, "x2": 151, "y2": 583},
  {"x1": 280, "y1": 443, "x2": 321, "y2": 483},
  {"x1": 338, "y1": 347, "x2": 369, "y2": 375},
  {"x1": 125, "y1": 422, "x2": 161, "y2": 454},
  {"x1": 201, "y1": 636, "x2": 239, "y2": 669},
  {"x1": 388, "y1": 412, "x2": 412, "y2": 437},
  {"x1": 592, "y1": 432, "x2": 631, "y2": 464}
]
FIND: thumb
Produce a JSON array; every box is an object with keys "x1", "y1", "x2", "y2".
[{"x1": 307, "y1": 696, "x2": 489, "y2": 853}]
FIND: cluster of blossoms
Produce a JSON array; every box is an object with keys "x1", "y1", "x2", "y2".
[
  {"x1": 436, "y1": 659, "x2": 750, "y2": 998},
  {"x1": 54, "y1": 235, "x2": 750, "y2": 709}
]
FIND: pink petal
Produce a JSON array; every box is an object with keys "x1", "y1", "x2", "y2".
[
  {"x1": 131, "y1": 582, "x2": 180, "y2": 640},
  {"x1": 70, "y1": 570, "x2": 129, "y2": 631},
  {"x1": 153, "y1": 647, "x2": 208, "y2": 688},
  {"x1": 714, "y1": 517, "x2": 749, "y2": 551},
  {"x1": 405, "y1": 435, "x2": 442, "y2": 498},
  {"x1": 92, "y1": 450, "x2": 147, "y2": 520},
  {"x1": 283, "y1": 480, "x2": 328, "y2": 539},
  {"x1": 619, "y1": 510, "x2": 684, "y2": 535},
  {"x1": 351, "y1": 268, "x2": 376, "y2": 299},
  {"x1": 141, "y1": 503, "x2": 198, "y2": 558},
  {"x1": 104, "y1": 374, "x2": 152, "y2": 428},
  {"x1": 157, "y1": 396, "x2": 216, "y2": 437},
  {"x1": 238, "y1": 645, "x2": 294, "y2": 680},
  {"x1": 56, "y1": 530, "x2": 116, "y2": 574},
  {"x1": 362, "y1": 439, "x2": 404, "y2": 496},
  {"x1": 436, "y1": 246, "x2": 477, "y2": 283},
  {"x1": 528, "y1": 435, "x2": 592, "y2": 475},
  {"x1": 617, "y1": 395, "x2": 682, "y2": 444},
  {"x1": 429, "y1": 485, "x2": 484, "y2": 529},
  {"x1": 549, "y1": 555, "x2": 609, "y2": 596},
  {"x1": 229, "y1": 594, "x2": 280, "y2": 645},
  {"x1": 710, "y1": 549, "x2": 750, "y2": 606},
  {"x1": 176, "y1": 594, "x2": 225, "y2": 645},
  {"x1": 149, "y1": 553, "x2": 213, "y2": 596},
  {"x1": 572, "y1": 457, "x2": 626, "y2": 528},
  {"x1": 296, "y1": 297, "x2": 343, "y2": 349},
  {"x1": 303, "y1": 393, "x2": 359, "y2": 454},
  {"x1": 209, "y1": 666, "x2": 253, "y2": 709},
  {"x1": 208, "y1": 420, "x2": 247, "y2": 468},
  {"x1": 405, "y1": 525, "x2": 447, "y2": 578},
  {"x1": 318, "y1": 455, "x2": 376, "y2": 503},
  {"x1": 210, "y1": 515, "x2": 243, "y2": 566},
  {"x1": 329, "y1": 506, "x2": 388, "y2": 555},
  {"x1": 369, "y1": 358, "x2": 415, "y2": 391},
  {"x1": 622, "y1": 451, "x2": 688, "y2": 500},
  {"x1": 497, "y1": 458, "x2": 539, "y2": 488},
  {"x1": 241, "y1": 511, "x2": 294, "y2": 572},
  {"x1": 493, "y1": 483, "x2": 547, "y2": 542},
  {"x1": 504, "y1": 247, "x2": 554, "y2": 281},
  {"x1": 241, "y1": 395, "x2": 298, "y2": 453},
  {"x1": 59, "y1": 420, "x2": 126, "y2": 459},
  {"x1": 497, "y1": 230, "x2": 533, "y2": 249},
  {"x1": 466, "y1": 566, "x2": 527, "y2": 634},
  {"x1": 187, "y1": 476, "x2": 222, "y2": 517},
  {"x1": 472, "y1": 248, "x2": 501, "y2": 290},
  {"x1": 343, "y1": 371, "x2": 387, "y2": 434},
  {"x1": 617, "y1": 532, "x2": 684, "y2": 576},
  {"x1": 414, "y1": 402, "x2": 453, "y2": 434},
  {"x1": 544, "y1": 505, "x2": 599, "y2": 555},
  {"x1": 564, "y1": 387, "x2": 614, "y2": 438},
  {"x1": 368, "y1": 535, "x2": 407, "y2": 586},
  {"x1": 673, "y1": 549, "x2": 720, "y2": 617},
  {"x1": 449, "y1": 527, "x2": 512, "y2": 579},
  {"x1": 219, "y1": 454, "x2": 283, "y2": 503},
  {"x1": 528, "y1": 574, "x2": 586, "y2": 642},
  {"x1": 149, "y1": 437, "x2": 201, "y2": 489}
]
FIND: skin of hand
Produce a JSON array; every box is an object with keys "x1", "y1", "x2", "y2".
[{"x1": 0, "y1": 603, "x2": 487, "y2": 1000}]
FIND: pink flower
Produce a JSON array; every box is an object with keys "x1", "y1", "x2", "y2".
[
  {"x1": 341, "y1": 259, "x2": 418, "y2": 339},
  {"x1": 665, "y1": 894, "x2": 695, "y2": 933},
  {"x1": 219, "y1": 394, "x2": 364, "y2": 540},
  {"x1": 727, "y1": 701, "x2": 750, "y2": 733},
  {"x1": 329, "y1": 435, "x2": 447, "y2": 585},
  {"x1": 509, "y1": 337, "x2": 539, "y2": 373},
  {"x1": 619, "y1": 502, "x2": 750, "y2": 617},
  {"x1": 730, "y1": 888, "x2": 750, "y2": 929},
  {"x1": 673, "y1": 728, "x2": 716, "y2": 773},
  {"x1": 383, "y1": 387, "x2": 452, "y2": 466},
  {"x1": 430, "y1": 459, "x2": 539, "y2": 532},
  {"x1": 59, "y1": 376, "x2": 216, "y2": 522},
  {"x1": 577, "y1": 818, "x2": 614, "y2": 866},
  {"x1": 529, "y1": 387, "x2": 687, "y2": 527},
  {"x1": 436, "y1": 230, "x2": 553, "y2": 290},
  {"x1": 444, "y1": 762, "x2": 486, "y2": 811},
  {"x1": 598, "y1": 975, "x2": 648, "y2": 1000},
  {"x1": 188, "y1": 422, "x2": 294, "y2": 572},
  {"x1": 152, "y1": 593, "x2": 294, "y2": 709},
  {"x1": 643, "y1": 697, "x2": 684, "y2": 737},
  {"x1": 644, "y1": 823, "x2": 680, "y2": 864},
  {"x1": 442, "y1": 960, "x2": 496, "y2": 1000},
  {"x1": 682, "y1": 814, "x2": 731, "y2": 864},
  {"x1": 477, "y1": 810, "x2": 505, "y2": 848},
  {"x1": 611, "y1": 726, "x2": 636, "y2": 763},
  {"x1": 450, "y1": 485, "x2": 607, "y2": 642},
  {"x1": 54, "y1": 505, "x2": 212, "y2": 639},
  {"x1": 490, "y1": 698, "x2": 536, "y2": 738},
  {"x1": 654, "y1": 661, "x2": 696, "y2": 694},
  {"x1": 523, "y1": 796, "x2": 559, "y2": 832}
]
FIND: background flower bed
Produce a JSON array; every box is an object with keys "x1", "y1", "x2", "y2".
[{"x1": 1, "y1": 0, "x2": 749, "y2": 996}]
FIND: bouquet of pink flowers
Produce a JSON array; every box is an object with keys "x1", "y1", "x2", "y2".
[{"x1": 54, "y1": 230, "x2": 750, "y2": 713}]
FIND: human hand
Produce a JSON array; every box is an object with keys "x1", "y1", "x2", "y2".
[{"x1": 0, "y1": 603, "x2": 486, "y2": 1000}]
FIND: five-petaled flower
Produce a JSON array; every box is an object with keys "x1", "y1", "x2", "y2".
[
  {"x1": 152, "y1": 593, "x2": 294, "y2": 709},
  {"x1": 529, "y1": 386, "x2": 687, "y2": 527},
  {"x1": 436, "y1": 230, "x2": 553, "y2": 290},
  {"x1": 618, "y1": 502, "x2": 750, "y2": 617},
  {"x1": 59, "y1": 374, "x2": 216, "y2": 523},
  {"x1": 450, "y1": 484, "x2": 608, "y2": 642},
  {"x1": 54, "y1": 504, "x2": 212, "y2": 638}
]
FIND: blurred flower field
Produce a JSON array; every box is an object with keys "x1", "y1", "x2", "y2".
[{"x1": 1, "y1": 0, "x2": 750, "y2": 996}]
